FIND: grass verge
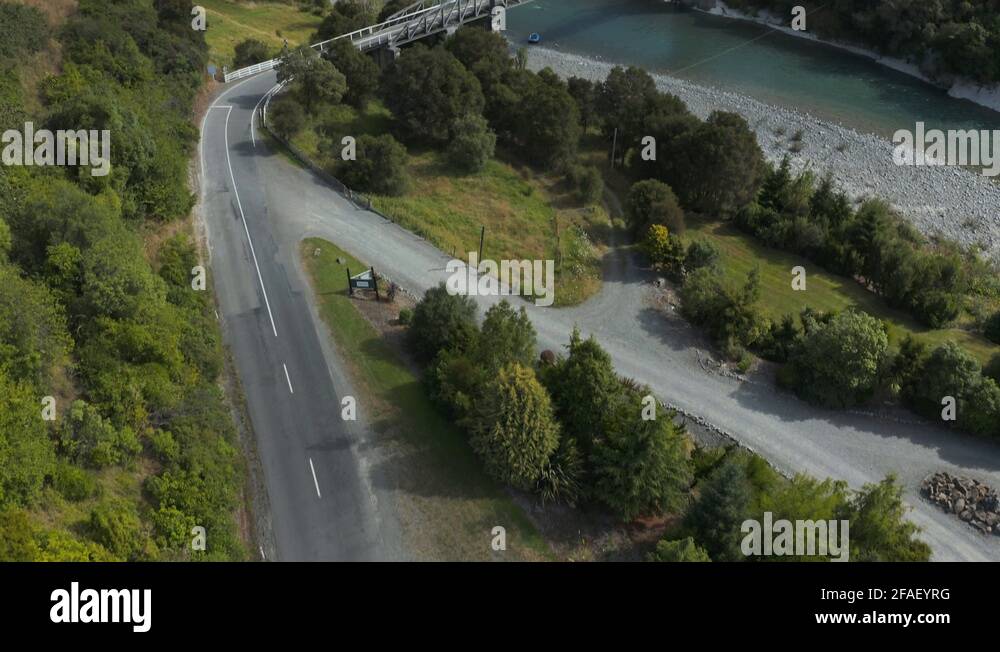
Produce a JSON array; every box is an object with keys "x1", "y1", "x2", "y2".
[
  {"x1": 300, "y1": 237, "x2": 553, "y2": 561},
  {"x1": 201, "y1": 0, "x2": 324, "y2": 68}
]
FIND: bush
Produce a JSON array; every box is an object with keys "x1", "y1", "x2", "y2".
[
  {"x1": 89, "y1": 500, "x2": 153, "y2": 561},
  {"x1": 446, "y1": 113, "x2": 496, "y2": 173},
  {"x1": 408, "y1": 283, "x2": 478, "y2": 363},
  {"x1": 685, "y1": 239, "x2": 720, "y2": 272},
  {"x1": 787, "y1": 310, "x2": 889, "y2": 408},
  {"x1": 322, "y1": 38, "x2": 380, "y2": 109},
  {"x1": 397, "y1": 308, "x2": 413, "y2": 325},
  {"x1": 59, "y1": 400, "x2": 142, "y2": 468},
  {"x1": 649, "y1": 537, "x2": 711, "y2": 562},
  {"x1": 565, "y1": 164, "x2": 603, "y2": 205},
  {"x1": 335, "y1": 133, "x2": 409, "y2": 196},
  {"x1": 468, "y1": 363, "x2": 560, "y2": 491},
  {"x1": 269, "y1": 96, "x2": 307, "y2": 140},
  {"x1": 626, "y1": 179, "x2": 684, "y2": 235},
  {"x1": 53, "y1": 462, "x2": 96, "y2": 502},
  {"x1": 233, "y1": 39, "x2": 271, "y2": 69},
  {"x1": 643, "y1": 224, "x2": 685, "y2": 278},
  {"x1": 683, "y1": 453, "x2": 752, "y2": 562}
]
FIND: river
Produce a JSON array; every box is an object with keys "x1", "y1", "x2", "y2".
[{"x1": 506, "y1": 0, "x2": 999, "y2": 138}]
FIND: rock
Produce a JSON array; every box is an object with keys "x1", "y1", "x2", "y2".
[{"x1": 953, "y1": 498, "x2": 966, "y2": 514}]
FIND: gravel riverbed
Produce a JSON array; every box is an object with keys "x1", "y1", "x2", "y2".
[{"x1": 525, "y1": 46, "x2": 1000, "y2": 260}]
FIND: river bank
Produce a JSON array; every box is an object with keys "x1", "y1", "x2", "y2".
[
  {"x1": 524, "y1": 46, "x2": 1000, "y2": 259},
  {"x1": 698, "y1": 0, "x2": 1000, "y2": 115}
]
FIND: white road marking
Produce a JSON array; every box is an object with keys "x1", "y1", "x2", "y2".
[
  {"x1": 309, "y1": 458, "x2": 321, "y2": 498},
  {"x1": 223, "y1": 105, "x2": 279, "y2": 338},
  {"x1": 259, "y1": 545, "x2": 266, "y2": 560},
  {"x1": 283, "y1": 363, "x2": 294, "y2": 394}
]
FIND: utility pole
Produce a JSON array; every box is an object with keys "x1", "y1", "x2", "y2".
[
  {"x1": 478, "y1": 225, "x2": 485, "y2": 264},
  {"x1": 611, "y1": 127, "x2": 619, "y2": 168}
]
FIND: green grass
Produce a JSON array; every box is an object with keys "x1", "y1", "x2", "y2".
[
  {"x1": 684, "y1": 218, "x2": 1000, "y2": 365},
  {"x1": 201, "y1": 0, "x2": 324, "y2": 68},
  {"x1": 290, "y1": 102, "x2": 606, "y2": 306},
  {"x1": 301, "y1": 238, "x2": 553, "y2": 561}
]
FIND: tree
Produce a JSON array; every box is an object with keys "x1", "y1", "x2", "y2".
[
  {"x1": 276, "y1": 46, "x2": 346, "y2": 114},
  {"x1": 565, "y1": 164, "x2": 603, "y2": 205},
  {"x1": 89, "y1": 499, "x2": 153, "y2": 561},
  {"x1": 322, "y1": 38, "x2": 379, "y2": 108},
  {"x1": 380, "y1": 45, "x2": 485, "y2": 144},
  {"x1": 685, "y1": 239, "x2": 720, "y2": 272},
  {"x1": 0, "y1": 372, "x2": 56, "y2": 508},
  {"x1": 643, "y1": 224, "x2": 685, "y2": 278},
  {"x1": 671, "y1": 111, "x2": 766, "y2": 217},
  {"x1": 596, "y1": 66, "x2": 659, "y2": 148},
  {"x1": 269, "y1": 95, "x2": 306, "y2": 140},
  {"x1": 59, "y1": 400, "x2": 141, "y2": 468},
  {"x1": 684, "y1": 453, "x2": 752, "y2": 562},
  {"x1": 468, "y1": 363, "x2": 560, "y2": 491},
  {"x1": 626, "y1": 180, "x2": 684, "y2": 235},
  {"x1": 839, "y1": 475, "x2": 931, "y2": 562},
  {"x1": 544, "y1": 328, "x2": 622, "y2": 454},
  {"x1": 787, "y1": 310, "x2": 889, "y2": 408},
  {"x1": 649, "y1": 537, "x2": 711, "y2": 562},
  {"x1": 313, "y1": 0, "x2": 377, "y2": 42},
  {"x1": 590, "y1": 392, "x2": 691, "y2": 521},
  {"x1": 512, "y1": 72, "x2": 581, "y2": 167},
  {"x1": 0, "y1": 508, "x2": 40, "y2": 561},
  {"x1": 985, "y1": 310, "x2": 1000, "y2": 344},
  {"x1": 567, "y1": 77, "x2": 598, "y2": 131},
  {"x1": 902, "y1": 341, "x2": 984, "y2": 420},
  {"x1": 81, "y1": 231, "x2": 166, "y2": 320},
  {"x1": 446, "y1": 113, "x2": 496, "y2": 174},
  {"x1": 0, "y1": 265, "x2": 72, "y2": 389},
  {"x1": 233, "y1": 39, "x2": 270, "y2": 69},
  {"x1": 475, "y1": 300, "x2": 536, "y2": 373},
  {"x1": 408, "y1": 283, "x2": 478, "y2": 363},
  {"x1": 445, "y1": 27, "x2": 512, "y2": 106},
  {"x1": 335, "y1": 133, "x2": 408, "y2": 196}
]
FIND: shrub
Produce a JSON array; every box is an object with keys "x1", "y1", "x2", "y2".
[
  {"x1": 446, "y1": 113, "x2": 496, "y2": 173},
  {"x1": 233, "y1": 39, "x2": 270, "y2": 69},
  {"x1": 643, "y1": 224, "x2": 685, "y2": 278},
  {"x1": 468, "y1": 363, "x2": 560, "y2": 491},
  {"x1": 397, "y1": 308, "x2": 413, "y2": 325},
  {"x1": 626, "y1": 179, "x2": 684, "y2": 235},
  {"x1": 335, "y1": 133, "x2": 409, "y2": 196},
  {"x1": 649, "y1": 537, "x2": 711, "y2": 562},
  {"x1": 565, "y1": 164, "x2": 603, "y2": 205},
  {"x1": 89, "y1": 499, "x2": 153, "y2": 561},
  {"x1": 685, "y1": 239, "x2": 720, "y2": 272},
  {"x1": 269, "y1": 96, "x2": 306, "y2": 140},
  {"x1": 985, "y1": 310, "x2": 1000, "y2": 344},
  {"x1": 407, "y1": 283, "x2": 478, "y2": 363},
  {"x1": 53, "y1": 462, "x2": 96, "y2": 502},
  {"x1": 683, "y1": 453, "x2": 752, "y2": 562}
]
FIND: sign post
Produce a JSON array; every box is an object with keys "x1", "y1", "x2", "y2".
[{"x1": 348, "y1": 267, "x2": 379, "y2": 300}]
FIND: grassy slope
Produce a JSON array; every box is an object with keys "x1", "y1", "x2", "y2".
[
  {"x1": 201, "y1": 0, "x2": 324, "y2": 67},
  {"x1": 291, "y1": 101, "x2": 606, "y2": 307},
  {"x1": 684, "y1": 218, "x2": 999, "y2": 365},
  {"x1": 301, "y1": 238, "x2": 552, "y2": 561}
]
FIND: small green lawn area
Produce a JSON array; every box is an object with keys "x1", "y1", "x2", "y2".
[
  {"x1": 290, "y1": 102, "x2": 607, "y2": 307},
  {"x1": 301, "y1": 237, "x2": 553, "y2": 561},
  {"x1": 201, "y1": 0, "x2": 324, "y2": 68},
  {"x1": 684, "y1": 218, "x2": 1000, "y2": 365}
]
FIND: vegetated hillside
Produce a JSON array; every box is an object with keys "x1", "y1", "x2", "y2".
[
  {"x1": 0, "y1": 0, "x2": 246, "y2": 561},
  {"x1": 723, "y1": 0, "x2": 1000, "y2": 84}
]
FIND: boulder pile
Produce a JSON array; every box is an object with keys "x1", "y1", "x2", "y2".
[{"x1": 921, "y1": 472, "x2": 1000, "y2": 535}]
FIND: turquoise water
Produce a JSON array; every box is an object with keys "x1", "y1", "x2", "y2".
[{"x1": 506, "y1": 0, "x2": 1000, "y2": 137}]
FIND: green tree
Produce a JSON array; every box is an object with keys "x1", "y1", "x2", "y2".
[
  {"x1": 313, "y1": 0, "x2": 377, "y2": 41},
  {"x1": 788, "y1": 310, "x2": 890, "y2": 408},
  {"x1": 513, "y1": 72, "x2": 581, "y2": 167},
  {"x1": 839, "y1": 475, "x2": 931, "y2": 562},
  {"x1": 0, "y1": 265, "x2": 72, "y2": 389},
  {"x1": 408, "y1": 283, "x2": 478, "y2": 363},
  {"x1": 649, "y1": 537, "x2": 711, "y2": 562},
  {"x1": 902, "y1": 341, "x2": 986, "y2": 425},
  {"x1": 684, "y1": 453, "x2": 752, "y2": 562},
  {"x1": 233, "y1": 38, "x2": 270, "y2": 69},
  {"x1": 984, "y1": 310, "x2": 1000, "y2": 344},
  {"x1": 380, "y1": 45, "x2": 485, "y2": 144},
  {"x1": 475, "y1": 300, "x2": 536, "y2": 373},
  {"x1": 89, "y1": 499, "x2": 153, "y2": 561},
  {"x1": 335, "y1": 133, "x2": 408, "y2": 196},
  {"x1": 469, "y1": 363, "x2": 560, "y2": 491},
  {"x1": 269, "y1": 95, "x2": 307, "y2": 140},
  {"x1": 276, "y1": 46, "x2": 346, "y2": 114},
  {"x1": 59, "y1": 400, "x2": 141, "y2": 468},
  {"x1": 626, "y1": 179, "x2": 685, "y2": 235},
  {"x1": 0, "y1": 372, "x2": 56, "y2": 508},
  {"x1": 643, "y1": 224, "x2": 686, "y2": 278},
  {"x1": 446, "y1": 112, "x2": 496, "y2": 174},
  {"x1": 591, "y1": 392, "x2": 691, "y2": 521},
  {"x1": 322, "y1": 38, "x2": 380, "y2": 109}
]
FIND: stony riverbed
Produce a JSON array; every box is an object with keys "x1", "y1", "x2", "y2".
[{"x1": 525, "y1": 46, "x2": 1000, "y2": 260}]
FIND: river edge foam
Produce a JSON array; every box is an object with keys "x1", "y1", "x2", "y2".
[{"x1": 523, "y1": 45, "x2": 1000, "y2": 260}]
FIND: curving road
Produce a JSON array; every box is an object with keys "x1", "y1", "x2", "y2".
[{"x1": 200, "y1": 70, "x2": 1000, "y2": 562}]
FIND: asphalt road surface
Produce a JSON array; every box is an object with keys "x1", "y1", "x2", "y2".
[{"x1": 201, "y1": 70, "x2": 1000, "y2": 562}]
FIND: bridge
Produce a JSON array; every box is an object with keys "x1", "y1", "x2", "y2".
[{"x1": 224, "y1": 0, "x2": 535, "y2": 83}]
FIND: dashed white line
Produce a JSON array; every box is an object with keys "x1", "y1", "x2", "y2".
[
  {"x1": 223, "y1": 105, "x2": 279, "y2": 338},
  {"x1": 309, "y1": 458, "x2": 321, "y2": 498},
  {"x1": 283, "y1": 363, "x2": 294, "y2": 394}
]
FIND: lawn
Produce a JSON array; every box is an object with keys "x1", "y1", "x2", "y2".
[
  {"x1": 300, "y1": 238, "x2": 553, "y2": 561},
  {"x1": 200, "y1": 0, "x2": 324, "y2": 68},
  {"x1": 290, "y1": 101, "x2": 607, "y2": 307},
  {"x1": 684, "y1": 218, "x2": 1000, "y2": 365}
]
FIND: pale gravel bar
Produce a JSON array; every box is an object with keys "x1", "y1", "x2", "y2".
[{"x1": 525, "y1": 46, "x2": 1000, "y2": 260}]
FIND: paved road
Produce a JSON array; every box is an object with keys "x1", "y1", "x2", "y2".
[
  {"x1": 199, "y1": 78, "x2": 402, "y2": 561},
  {"x1": 205, "y1": 70, "x2": 1000, "y2": 561}
]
